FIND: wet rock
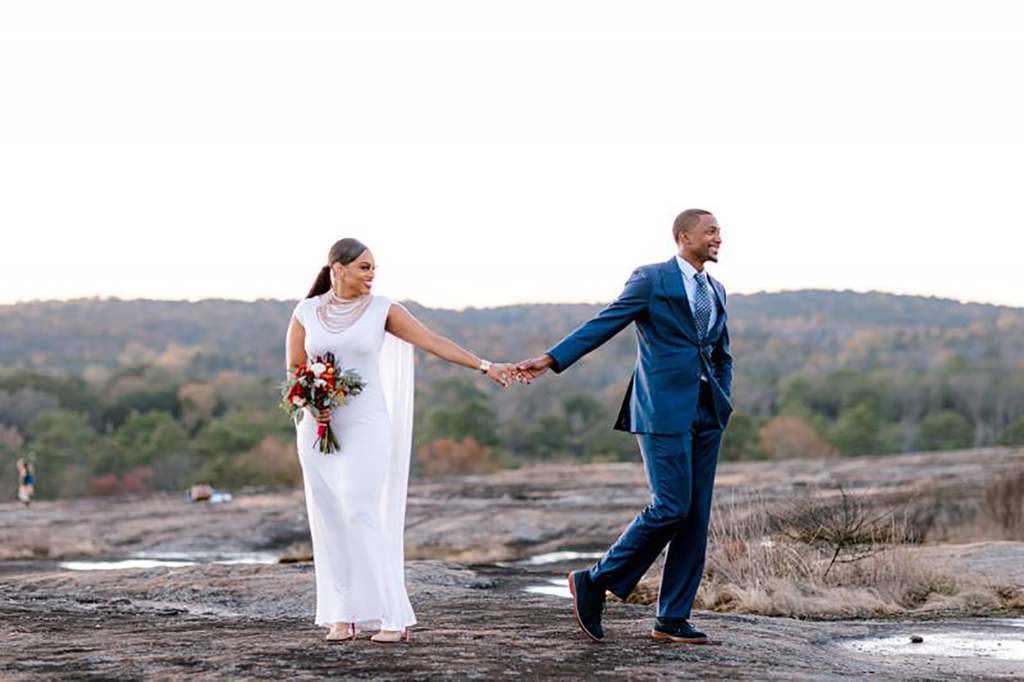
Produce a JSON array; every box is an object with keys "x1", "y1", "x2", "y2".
[{"x1": 5, "y1": 562, "x2": 1024, "y2": 679}]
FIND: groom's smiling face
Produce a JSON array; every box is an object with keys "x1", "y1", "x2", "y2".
[{"x1": 679, "y1": 214, "x2": 722, "y2": 265}]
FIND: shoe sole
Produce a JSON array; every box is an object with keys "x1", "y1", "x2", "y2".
[
  {"x1": 568, "y1": 572, "x2": 603, "y2": 642},
  {"x1": 650, "y1": 630, "x2": 709, "y2": 644}
]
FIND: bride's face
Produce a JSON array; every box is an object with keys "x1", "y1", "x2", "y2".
[{"x1": 335, "y1": 250, "x2": 376, "y2": 297}]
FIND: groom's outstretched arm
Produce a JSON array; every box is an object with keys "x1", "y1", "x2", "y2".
[{"x1": 519, "y1": 268, "x2": 651, "y2": 380}]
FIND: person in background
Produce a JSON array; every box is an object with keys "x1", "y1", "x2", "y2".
[{"x1": 17, "y1": 458, "x2": 35, "y2": 506}]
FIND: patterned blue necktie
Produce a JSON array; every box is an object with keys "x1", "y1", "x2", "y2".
[{"x1": 693, "y1": 271, "x2": 713, "y2": 340}]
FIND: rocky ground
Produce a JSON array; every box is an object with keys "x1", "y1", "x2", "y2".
[
  {"x1": 2, "y1": 448, "x2": 1023, "y2": 680},
  {"x1": 2, "y1": 560, "x2": 1023, "y2": 680}
]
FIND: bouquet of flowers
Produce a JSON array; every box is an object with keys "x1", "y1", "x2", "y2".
[{"x1": 280, "y1": 352, "x2": 366, "y2": 454}]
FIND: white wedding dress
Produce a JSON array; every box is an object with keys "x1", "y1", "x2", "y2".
[{"x1": 291, "y1": 294, "x2": 416, "y2": 632}]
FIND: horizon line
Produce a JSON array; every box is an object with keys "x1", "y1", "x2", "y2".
[{"x1": 1, "y1": 287, "x2": 1021, "y2": 312}]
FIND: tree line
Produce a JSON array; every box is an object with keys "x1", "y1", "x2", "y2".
[{"x1": 1, "y1": 290, "x2": 1022, "y2": 499}]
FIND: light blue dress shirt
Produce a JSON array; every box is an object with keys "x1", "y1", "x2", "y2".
[{"x1": 674, "y1": 254, "x2": 718, "y2": 331}]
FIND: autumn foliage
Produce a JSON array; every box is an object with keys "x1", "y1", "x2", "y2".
[
  {"x1": 758, "y1": 416, "x2": 836, "y2": 459},
  {"x1": 416, "y1": 437, "x2": 497, "y2": 477}
]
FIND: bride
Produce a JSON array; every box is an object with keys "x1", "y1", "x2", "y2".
[{"x1": 286, "y1": 238, "x2": 514, "y2": 644}]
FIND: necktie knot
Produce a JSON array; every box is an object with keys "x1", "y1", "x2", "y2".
[{"x1": 694, "y1": 271, "x2": 707, "y2": 287}]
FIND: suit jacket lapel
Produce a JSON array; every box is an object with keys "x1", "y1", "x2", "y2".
[
  {"x1": 708, "y1": 275, "x2": 727, "y2": 337},
  {"x1": 661, "y1": 258, "x2": 700, "y2": 343}
]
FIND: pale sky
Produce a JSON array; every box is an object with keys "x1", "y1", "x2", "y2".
[{"x1": 2, "y1": 1, "x2": 1023, "y2": 309}]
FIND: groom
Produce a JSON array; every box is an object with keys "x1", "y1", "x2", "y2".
[{"x1": 516, "y1": 209, "x2": 732, "y2": 644}]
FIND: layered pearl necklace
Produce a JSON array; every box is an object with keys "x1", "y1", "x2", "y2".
[{"x1": 316, "y1": 288, "x2": 373, "y2": 333}]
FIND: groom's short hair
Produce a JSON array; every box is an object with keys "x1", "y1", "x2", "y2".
[{"x1": 673, "y1": 209, "x2": 713, "y2": 242}]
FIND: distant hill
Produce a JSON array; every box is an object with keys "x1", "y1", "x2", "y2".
[{"x1": 2, "y1": 290, "x2": 1021, "y2": 379}]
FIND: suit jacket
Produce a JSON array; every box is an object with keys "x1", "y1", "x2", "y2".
[{"x1": 547, "y1": 257, "x2": 733, "y2": 435}]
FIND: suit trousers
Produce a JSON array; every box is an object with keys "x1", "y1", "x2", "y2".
[{"x1": 588, "y1": 382, "x2": 723, "y2": 619}]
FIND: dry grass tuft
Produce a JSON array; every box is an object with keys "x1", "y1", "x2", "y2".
[
  {"x1": 983, "y1": 467, "x2": 1024, "y2": 538},
  {"x1": 767, "y1": 485, "x2": 907, "y2": 577},
  {"x1": 667, "y1": 491, "x2": 1021, "y2": 618}
]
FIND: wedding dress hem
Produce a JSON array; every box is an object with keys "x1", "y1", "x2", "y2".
[{"x1": 315, "y1": 615, "x2": 418, "y2": 630}]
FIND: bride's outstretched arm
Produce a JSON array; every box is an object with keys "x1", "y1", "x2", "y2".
[{"x1": 385, "y1": 304, "x2": 513, "y2": 388}]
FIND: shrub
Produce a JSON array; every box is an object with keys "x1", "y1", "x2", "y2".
[
  {"x1": 758, "y1": 416, "x2": 835, "y2": 460},
  {"x1": 918, "y1": 410, "x2": 973, "y2": 451},
  {"x1": 235, "y1": 435, "x2": 302, "y2": 489},
  {"x1": 997, "y1": 416, "x2": 1024, "y2": 446},
  {"x1": 768, "y1": 485, "x2": 910, "y2": 577},
  {"x1": 982, "y1": 468, "x2": 1024, "y2": 538},
  {"x1": 416, "y1": 437, "x2": 497, "y2": 476},
  {"x1": 720, "y1": 412, "x2": 765, "y2": 461}
]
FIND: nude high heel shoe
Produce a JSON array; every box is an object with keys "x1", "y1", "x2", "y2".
[
  {"x1": 370, "y1": 628, "x2": 410, "y2": 644},
  {"x1": 325, "y1": 622, "x2": 356, "y2": 642}
]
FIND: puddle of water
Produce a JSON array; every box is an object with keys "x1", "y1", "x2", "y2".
[
  {"x1": 131, "y1": 551, "x2": 278, "y2": 565},
  {"x1": 59, "y1": 552, "x2": 278, "y2": 571},
  {"x1": 211, "y1": 556, "x2": 278, "y2": 566},
  {"x1": 61, "y1": 559, "x2": 195, "y2": 571},
  {"x1": 525, "y1": 578, "x2": 572, "y2": 599},
  {"x1": 526, "y1": 550, "x2": 604, "y2": 565},
  {"x1": 989, "y1": 618, "x2": 1024, "y2": 629},
  {"x1": 498, "y1": 550, "x2": 604, "y2": 568},
  {"x1": 843, "y1": 631, "x2": 1024, "y2": 662}
]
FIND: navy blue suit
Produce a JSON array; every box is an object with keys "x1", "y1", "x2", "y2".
[{"x1": 547, "y1": 257, "x2": 733, "y2": 619}]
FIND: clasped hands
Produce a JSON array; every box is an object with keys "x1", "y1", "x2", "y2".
[{"x1": 482, "y1": 355, "x2": 555, "y2": 388}]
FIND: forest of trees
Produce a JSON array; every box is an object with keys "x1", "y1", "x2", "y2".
[{"x1": 1, "y1": 290, "x2": 1023, "y2": 500}]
